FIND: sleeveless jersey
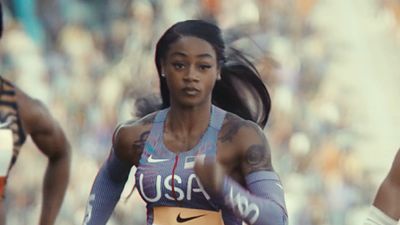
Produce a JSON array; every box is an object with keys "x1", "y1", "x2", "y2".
[
  {"x1": 135, "y1": 105, "x2": 242, "y2": 225},
  {"x1": 0, "y1": 76, "x2": 26, "y2": 198}
]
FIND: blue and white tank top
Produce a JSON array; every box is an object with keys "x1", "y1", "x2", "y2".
[{"x1": 135, "y1": 105, "x2": 241, "y2": 224}]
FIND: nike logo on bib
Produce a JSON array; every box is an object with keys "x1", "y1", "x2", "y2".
[
  {"x1": 147, "y1": 155, "x2": 169, "y2": 163},
  {"x1": 176, "y1": 213, "x2": 205, "y2": 223}
]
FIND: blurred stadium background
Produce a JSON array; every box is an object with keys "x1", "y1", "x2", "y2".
[{"x1": 1, "y1": 0, "x2": 400, "y2": 224}]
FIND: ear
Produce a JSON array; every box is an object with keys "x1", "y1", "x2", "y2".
[
  {"x1": 158, "y1": 60, "x2": 166, "y2": 77},
  {"x1": 160, "y1": 67, "x2": 166, "y2": 78},
  {"x1": 160, "y1": 59, "x2": 167, "y2": 75},
  {"x1": 216, "y1": 68, "x2": 221, "y2": 80}
]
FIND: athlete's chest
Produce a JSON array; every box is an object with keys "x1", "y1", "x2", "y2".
[
  {"x1": 135, "y1": 141, "x2": 212, "y2": 204},
  {"x1": 135, "y1": 106, "x2": 227, "y2": 207},
  {"x1": 163, "y1": 131, "x2": 206, "y2": 154}
]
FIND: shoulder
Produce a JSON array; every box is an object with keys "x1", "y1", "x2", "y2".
[
  {"x1": 112, "y1": 111, "x2": 157, "y2": 165},
  {"x1": 219, "y1": 112, "x2": 273, "y2": 174},
  {"x1": 14, "y1": 86, "x2": 54, "y2": 134},
  {"x1": 15, "y1": 86, "x2": 46, "y2": 112},
  {"x1": 13, "y1": 86, "x2": 71, "y2": 157},
  {"x1": 219, "y1": 112, "x2": 265, "y2": 145},
  {"x1": 114, "y1": 111, "x2": 157, "y2": 142},
  {"x1": 392, "y1": 149, "x2": 400, "y2": 169},
  {"x1": 387, "y1": 148, "x2": 400, "y2": 185}
]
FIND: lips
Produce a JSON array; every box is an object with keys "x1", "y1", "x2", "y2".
[{"x1": 182, "y1": 87, "x2": 200, "y2": 96}]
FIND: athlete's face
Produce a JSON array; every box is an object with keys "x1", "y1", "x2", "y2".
[{"x1": 162, "y1": 36, "x2": 219, "y2": 108}]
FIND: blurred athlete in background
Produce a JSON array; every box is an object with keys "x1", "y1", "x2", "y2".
[
  {"x1": 0, "y1": 2, "x2": 71, "y2": 225},
  {"x1": 364, "y1": 148, "x2": 400, "y2": 225}
]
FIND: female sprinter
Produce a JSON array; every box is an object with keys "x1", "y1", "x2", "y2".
[{"x1": 83, "y1": 20, "x2": 288, "y2": 225}]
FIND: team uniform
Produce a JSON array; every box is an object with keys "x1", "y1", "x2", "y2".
[
  {"x1": 84, "y1": 105, "x2": 288, "y2": 225},
  {"x1": 0, "y1": 77, "x2": 26, "y2": 198},
  {"x1": 135, "y1": 105, "x2": 240, "y2": 225}
]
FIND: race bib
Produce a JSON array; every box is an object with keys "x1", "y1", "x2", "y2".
[
  {"x1": 0, "y1": 129, "x2": 13, "y2": 176},
  {"x1": 153, "y1": 206, "x2": 224, "y2": 225}
]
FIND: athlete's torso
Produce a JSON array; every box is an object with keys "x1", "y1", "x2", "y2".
[
  {"x1": 134, "y1": 105, "x2": 241, "y2": 225},
  {"x1": 0, "y1": 77, "x2": 26, "y2": 199}
]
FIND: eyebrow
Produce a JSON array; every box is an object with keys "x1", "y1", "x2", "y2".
[{"x1": 170, "y1": 51, "x2": 214, "y2": 59}]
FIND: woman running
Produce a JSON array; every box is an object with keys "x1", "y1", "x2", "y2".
[{"x1": 83, "y1": 19, "x2": 288, "y2": 225}]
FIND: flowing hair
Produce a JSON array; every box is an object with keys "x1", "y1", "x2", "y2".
[{"x1": 154, "y1": 20, "x2": 271, "y2": 128}]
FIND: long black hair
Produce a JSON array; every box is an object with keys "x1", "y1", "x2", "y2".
[{"x1": 155, "y1": 20, "x2": 271, "y2": 128}]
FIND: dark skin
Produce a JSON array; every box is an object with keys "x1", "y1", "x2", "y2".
[
  {"x1": 372, "y1": 148, "x2": 400, "y2": 220},
  {"x1": 0, "y1": 87, "x2": 71, "y2": 225},
  {"x1": 112, "y1": 36, "x2": 274, "y2": 201}
]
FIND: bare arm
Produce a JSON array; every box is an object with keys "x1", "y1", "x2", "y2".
[
  {"x1": 237, "y1": 121, "x2": 273, "y2": 174},
  {"x1": 235, "y1": 121, "x2": 287, "y2": 224},
  {"x1": 16, "y1": 89, "x2": 71, "y2": 225},
  {"x1": 82, "y1": 114, "x2": 154, "y2": 225},
  {"x1": 373, "y1": 149, "x2": 400, "y2": 221},
  {"x1": 195, "y1": 115, "x2": 287, "y2": 225}
]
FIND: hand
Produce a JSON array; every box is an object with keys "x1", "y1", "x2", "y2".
[{"x1": 194, "y1": 156, "x2": 226, "y2": 195}]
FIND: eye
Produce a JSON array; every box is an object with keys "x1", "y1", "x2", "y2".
[
  {"x1": 199, "y1": 64, "x2": 212, "y2": 70},
  {"x1": 172, "y1": 62, "x2": 185, "y2": 70}
]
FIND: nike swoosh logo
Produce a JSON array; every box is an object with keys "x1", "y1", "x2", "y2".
[
  {"x1": 176, "y1": 213, "x2": 205, "y2": 223},
  {"x1": 147, "y1": 155, "x2": 169, "y2": 163}
]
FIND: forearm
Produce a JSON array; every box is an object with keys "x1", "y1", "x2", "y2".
[
  {"x1": 83, "y1": 151, "x2": 131, "y2": 225},
  {"x1": 40, "y1": 151, "x2": 71, "y2": 225},
  {"x1": 222, "y1": 171, "x2": 288, "y2": 225}
]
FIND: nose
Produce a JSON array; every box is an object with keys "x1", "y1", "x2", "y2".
[{"x1": 183, "y1": 66, "x2": 199, "y2": 82}]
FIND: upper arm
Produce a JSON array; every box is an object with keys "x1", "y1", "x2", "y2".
[
  {"x1": 112, "y1": 114, "x2": 155, "y2": 166},
  {"x1": 238, "y1": 121, "x2": 273, "y2": 175},
  {"x1": 220, "y1": 114, "x2": 273, "y2": 176},
  {"x1": 386, "y1": 149, "x2": 400, "y2": 186},
  {"x1": 16, "y1": 88, "x2": 70, "y2": 159},
  {"x1": 373, "y1": 149, "x2": 400, "y2": 220}
]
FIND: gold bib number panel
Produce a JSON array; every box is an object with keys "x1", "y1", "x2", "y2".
[{"x1": 153, "y1": 206, "x2": 225, "y2": 225}]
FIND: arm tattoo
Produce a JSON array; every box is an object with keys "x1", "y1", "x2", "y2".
[
  {"x1": 245, "y1": 144, "x2": 272, "y2": 172},
  {"x1": 219, "y1": 114, "x2": 251, "y2": 143},
  {"x1": 246, "y1": 145, "x2": 266, "y2": 165},
  {"x1": 132, "y1": 130, "x2": 150, "y2": 151},
  {"x1": 220, "y1": 114, "x2": 273, "y2": 173}
]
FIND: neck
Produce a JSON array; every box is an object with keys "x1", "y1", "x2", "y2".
[{"x1": 167, "y1": 102, "x2": 212, "y2": 136}]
